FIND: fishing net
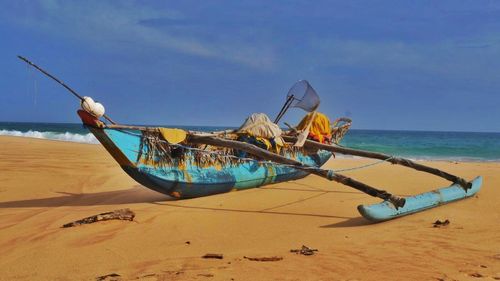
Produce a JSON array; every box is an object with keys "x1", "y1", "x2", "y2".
[
  {"x1": 288, "y1": 80, "x2": 320, "y2": 112},
  {"x1": 275, "y1": 80, "x2": 321, "y2": 124}
]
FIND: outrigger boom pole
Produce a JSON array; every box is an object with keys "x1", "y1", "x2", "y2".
[
  {"x1": 17, "y1": 55, "x2": 116, "y2": 124},
  {"x1": 187, "y1": 134, "x2": 407, "y2": 208},
  {"x1": 282, "y1": 135, "x2": 473, "y2": 190}
]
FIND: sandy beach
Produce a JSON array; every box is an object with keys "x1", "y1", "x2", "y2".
[{"x1": 0, "y1": 135, "x2": 499, "y2": 281}]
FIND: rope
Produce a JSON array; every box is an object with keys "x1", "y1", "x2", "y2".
[
  {"x1": 332, "y1": 157, "x2": 393, "y2": 173},
  {"x1": 115, "y1": 128, "x2": 390, "y2": 173}
]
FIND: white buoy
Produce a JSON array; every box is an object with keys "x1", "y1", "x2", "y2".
[{"x1": 81, "y1": 96, "x2": 105, "y2": 118}]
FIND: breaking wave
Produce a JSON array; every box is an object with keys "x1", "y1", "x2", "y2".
[{"x1": 0, "y1": 129, "x2": 99, "y2": 144}]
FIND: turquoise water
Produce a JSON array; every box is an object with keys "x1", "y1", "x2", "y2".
[
  {"x1": 1, "y1": 122, "x2": 499, "y2": 161},
  {"x1": 342, "y1": 130, "x2": 500, "y2": 162}
]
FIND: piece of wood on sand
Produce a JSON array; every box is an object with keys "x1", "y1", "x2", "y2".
[
  {"x1": 244, "y1": 256, "x2": 283, "y2": 262},
  {"x1": 62, "y1": 209, "x2": 135, "y2": 228},
  {"x1": 95, "y1": 273, "x2": 121, "y2": 281},
  {"x1": 202, "y1": 253, "x2": 224, "y2": 259},
  {"x1": 290, "y1": 245, "x2": 318, "y2": 256}
]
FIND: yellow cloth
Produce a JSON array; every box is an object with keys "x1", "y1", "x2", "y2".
[
  {"x1": 296, "y1": 112, "x2": 332, "y2": 143},
  {"x1": 159, "y1": 128, "x2": 187, "y2": 144}
]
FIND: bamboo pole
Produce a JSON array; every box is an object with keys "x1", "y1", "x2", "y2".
[
  {"x1": 106, "y1": 124, "x2": 155, "y2": 131},
  {"x1": 105, "y1": 124, "x2": 237, "y2": 137},
  {"x1": 281, "y1": 136, "x2": 472, "y2": 190},
  {"x1": 274, "y1": 94, "x2": 295, "y2": 123},
  {"x1": 187, "y1": 134, "x2": 406, "y2": 208}
]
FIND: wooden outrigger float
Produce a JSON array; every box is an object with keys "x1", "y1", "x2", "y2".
[{"x1": 18, "y1": 56, "x2": 483, "y2": 222}]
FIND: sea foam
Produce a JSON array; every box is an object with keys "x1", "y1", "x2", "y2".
[{"x1": 0, "y1": 129, "x2": 99, "y2": 144}]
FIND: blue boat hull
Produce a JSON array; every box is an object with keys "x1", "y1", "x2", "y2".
[
  {"x1": 88, "y1": 127, "x2": 332, "y2": 199},
  {"x1": 358, "y1": 176, "x2": 483, "y2": 222}
]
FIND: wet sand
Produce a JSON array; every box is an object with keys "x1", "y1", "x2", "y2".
[{"x1": 0, "y1": 136, "x2": 499, "y2": 280}]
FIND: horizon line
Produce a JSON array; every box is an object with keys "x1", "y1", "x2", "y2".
[{"x1": 1, "y1": 120, "x2": 499, "y2": 134}]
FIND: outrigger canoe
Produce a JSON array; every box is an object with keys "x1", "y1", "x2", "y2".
[
  {"x1": 87, "y1": 125, "x2": 333, "y2": 199},
  {"x1": 18, "y1": 55, "x2": 483, "y2": 222}
]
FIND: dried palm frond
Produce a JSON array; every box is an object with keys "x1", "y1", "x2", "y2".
[
  {"x1": 136, "y1": 129, "x2": 173, "y2": 167},
  {"x1": 136, "y1": 129, "x2": 311, "y2": 169},
  {"x1": 331, "y1": 117, "x2": 352, "y2": 144}
]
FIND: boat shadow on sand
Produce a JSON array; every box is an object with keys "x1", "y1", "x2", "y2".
[
  {"x1": 0, "y1": 185, "x2": 375, "y2": 227},
  {"x1": 0, "y1": 186, "x2": 171, "y2": 208}
]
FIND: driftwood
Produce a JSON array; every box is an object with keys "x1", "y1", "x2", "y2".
[
  {"x1": 282, "y1": 136, "x2": 472, "y2": 189},
  {"x1": 290, "y1": 245, "x2": 318, "y2": 256},
  {"x1": 62, "y1": 209, "x2": 135, "y2": 228},
  {"x1": 433, "y1": 219, "x2": 450, "y2": 228},
  {"x1": 244, "y1": 256, "x2": 283, "y2": 262},
  {"x1": 202, "y1": 253, "x2": 224, "y2": 259},
  {"x1": 198, "y1": 274, "x2": 215, "y2": 277},
  {"x1": 187, "y1": 134, "x2": 406, "y2": 208},
  {"x1": 95, "y1": 273, "x2": 121, "y2": 281}
]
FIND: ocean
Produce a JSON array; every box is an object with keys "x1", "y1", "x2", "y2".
[{"x1": 1, "y1": 122, "x2": 499, "y2": 162}]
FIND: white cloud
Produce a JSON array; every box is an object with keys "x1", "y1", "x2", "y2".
[{"x1": 4, "y1": 0, "x2": 276, "y2": 70}]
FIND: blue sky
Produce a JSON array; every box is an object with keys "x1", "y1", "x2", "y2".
[{"x1": 1, "y1": 0, "x2": 499, "y2": 132}]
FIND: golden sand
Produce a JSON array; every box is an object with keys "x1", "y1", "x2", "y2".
[{"x1": 0, "y1": 136, "x2": 499, "y2": 280}]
